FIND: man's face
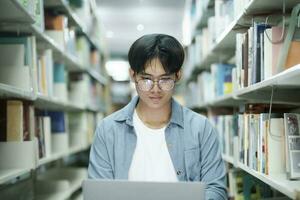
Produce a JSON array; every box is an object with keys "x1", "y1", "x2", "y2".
[{"x1": 133, "y1": 58, "x2": 178, "y2": 109}]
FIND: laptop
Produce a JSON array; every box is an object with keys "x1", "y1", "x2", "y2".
[{"x1": 82, "y1": 179, "x2": 205, "y2": 200}]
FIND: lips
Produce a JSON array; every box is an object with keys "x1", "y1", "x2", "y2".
[{"x1": 149, "y1": 96, "x2": 162, "y2": 102}]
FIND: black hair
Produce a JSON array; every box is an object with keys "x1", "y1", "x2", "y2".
[{"x1": 128, "y1": 34, "x2": 185, "y2": 74}]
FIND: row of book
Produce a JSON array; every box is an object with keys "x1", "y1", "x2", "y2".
[
  {"x1": 235, "y1": 23, "x2": 300, "y2": 89},
  {"x1": 44, "y1": 9, "x2": 103, "y2": 71},
  {"x1": 185, "y1": 63, "x2": 235, "y2": 108},
  {"x1": 186, "y1": 0, "x2": 238, "y2": 72},
  {"x1": 0, "y1": 99, "x2": 98, "y2": 159},
  {"x1": 0, "y1": 35, "x2": 105, "y2": 108},
  {"x1": 227, "y1": 169, "x2": 289, "y2": 199},
  {"x1": 210, "y1": 106, "x2": 300, "y2": 179}
]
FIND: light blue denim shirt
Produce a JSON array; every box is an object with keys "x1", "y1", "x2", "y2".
[{"x1": 88, "y1": 96, "x2": 227, "y2": 200}]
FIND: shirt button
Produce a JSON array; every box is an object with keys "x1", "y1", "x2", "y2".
[{"x1": 176, "y1": 170, "x2": 182, "y2": 176}]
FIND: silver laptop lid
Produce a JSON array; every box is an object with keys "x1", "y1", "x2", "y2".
[{"x1": 83, "y1": 179, "x2": 205, "y2": 200}]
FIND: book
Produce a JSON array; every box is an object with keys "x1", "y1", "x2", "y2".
[
  {"x1": 0, "y1": 100, "x2": 7, "y2": 141},
  {"x1": 6, "y1": 101, "x2": 23, "y2": 142},
  {"x1": 45, "y1": 12, "x2": 68, "y2": 31},
  {"x1": 264, "y1": 114, "x2": 285, "y2": 175},
  {"x1": 284, "y1": 113, "x2": 300, "y2": 179},
  {"x1": 0, "y1": 44, "x2": 25, "y2": 67},
  {"x1": 53, "y1": 63, "x2": 67, "y2": 101},
  {"x1": 48, "y1": 111, "x2": 66, "y2": 134}
]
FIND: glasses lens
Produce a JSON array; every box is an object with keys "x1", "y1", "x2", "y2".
[
  {"x1": 158, "y1": 79, "x2": 175, "y2": 91},
  {"x1": 137, "y1": 79, "x2": 153, "y2": 91}
]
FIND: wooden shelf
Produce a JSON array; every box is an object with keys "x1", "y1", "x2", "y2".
[
  {"x1": 238, "y1": 162, "x2": 300, "y2": 199},
  {"x1": 0, "y1": 0, "x2": 35, "y2": 24}
]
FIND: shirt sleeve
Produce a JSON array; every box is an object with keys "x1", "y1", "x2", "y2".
[
  {"x1": 88, "y1": 121, "x2": 114, "y2": 179},
  {"x1": 200, "y1": 119, "x2": 227, "y2": 200}
]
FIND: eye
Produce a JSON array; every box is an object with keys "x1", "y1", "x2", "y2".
[{"x1": 141, "y1": 76, "x2": 152, "y2": 80}]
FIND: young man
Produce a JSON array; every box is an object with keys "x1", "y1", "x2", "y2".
[{"x1": 88, "y1": 34, "x2": 227, "y2": 200}]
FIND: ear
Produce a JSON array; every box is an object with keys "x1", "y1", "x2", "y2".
[
  {"x1": 129, "y1": 68, "x2": 135, "y2": 82},
  {"x1": 175, "y1": 69, "x2": 182, "y2": 81}
]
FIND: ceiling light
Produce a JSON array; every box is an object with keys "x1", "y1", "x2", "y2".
[
  {"x1": 105, "y1": 60, "x2": 130, "y2": 81},
  {"x1": 106, "y1": 31, "x2": 114, "y2": 38},
  {"x1": 137, "y1": 24, "x2": 144, "y2": 31}
]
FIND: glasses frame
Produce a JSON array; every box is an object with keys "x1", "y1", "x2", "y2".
[{"x1": 134, "y1": 74, "x2": 176, "y2": 92}]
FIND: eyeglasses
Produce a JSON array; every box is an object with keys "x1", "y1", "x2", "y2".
[{"x1": 136, "y1": 76, "x2": 175, "y2": 91}]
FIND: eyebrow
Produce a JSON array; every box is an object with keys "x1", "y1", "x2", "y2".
[{"x1": 140, "y1": 72, "x2": 172, "y2": 77}]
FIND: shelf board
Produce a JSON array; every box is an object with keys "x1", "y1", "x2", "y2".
[
  {"x1": 0, "y1": 83, "x2": 35, "y2": 100},
  {"x1": 235, "y1": 65, "x2": 300, "y2": 105},
  {"x1": 244, "y1": 0, "x2": 300, "y2": 15},
  {"x1": 191, "y1": 65, "x2": 300, "y2": 108},
  {"x1": 222, "y1": 154, "x2": 234, "y2": 165},
  {"x1": 238, "y1": 162, "x2": 300, "y2": 199},
  {"x1": 35, "y1": 94, "x2": 85, "y2": 111},
  {"x1": 87, "y1": 69, "x2": 108, "y2": 85},
  {"x1": 38, "y1": 145, "x2": 90, "y2": 167},
  {"x1": 36, "y1": 179, "x2": 82, "y2": 200},
  {"x1": 0, "y1": 0, "x2": 35, "y2": 24},
  {"x1": 0, "y1": 168, "x2": 32, "y2": 184},
  {"x1": 191, "y1": 94, "x2": 242, "y2": 110}
]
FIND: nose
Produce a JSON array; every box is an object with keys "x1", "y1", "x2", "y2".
[{"x1": 151, "y1": 81, "x2": 161, "y2": 93}]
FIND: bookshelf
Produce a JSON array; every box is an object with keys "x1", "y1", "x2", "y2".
[
  {"x1": 0, "y1": 0, "x2": 109, "y2": 198},
  {"x1": 187, "y1": 0, "x2": 300, "y2": 199},
  {"x1": 192, "y1": 64, "x2": 300, "y2": 110},
  {"x1": 190, "y1": 0, "x2": 300, "y2": 71},
  {"x1": 222, "y1": 155, "x2": 300, "y2": 199}
]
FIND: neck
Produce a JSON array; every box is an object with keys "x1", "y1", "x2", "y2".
[{"x1": 136, "y1": 99, "x2": 172, "y2": 129}]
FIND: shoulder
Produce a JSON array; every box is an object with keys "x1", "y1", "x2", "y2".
[
  {"x1": 181, "y1": 106, "x2": 217, "y2": 140},
  {"x1": 182, "y1": 106, "x2": 208, "y2": 127},
  {"x1": 95, "y1": 107, "x2": 127, "y2": 136}
]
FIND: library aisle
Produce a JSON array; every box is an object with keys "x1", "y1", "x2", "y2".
[{"x1": 0, "y1": 0, "x2": 300, "y2": 199}]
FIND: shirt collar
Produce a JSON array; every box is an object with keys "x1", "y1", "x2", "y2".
[{"x1": 113, "y1": 96, "x2": 184, "y2": 128}]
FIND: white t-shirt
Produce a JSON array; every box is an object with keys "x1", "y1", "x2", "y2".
[{"x1": 128, "y1": 109, "x2": 178, "y2": 182}]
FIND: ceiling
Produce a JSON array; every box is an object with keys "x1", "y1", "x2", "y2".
[{"x1": 96, "y1": 0, "x2": 186, "y2": 58}]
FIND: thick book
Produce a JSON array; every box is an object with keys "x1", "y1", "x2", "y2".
[
  {"x1": 0, "y1": 44, "x2": 25, "y2": 67},
  {"x1": 252, "y1": 23, "x2": 270, "y2": 84},
  {"x1": 264, "y1": 114, "x2": 285, "y2": 175},
  {"x1": 48, "y1": 111, "x2": 66, "y2": 134},
  {"x1": 0, "y1": 100, "x2": 7, "y2": 141},
  {"x1": 6, "y1": 101, "x2": 23, "y2": 142}
]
